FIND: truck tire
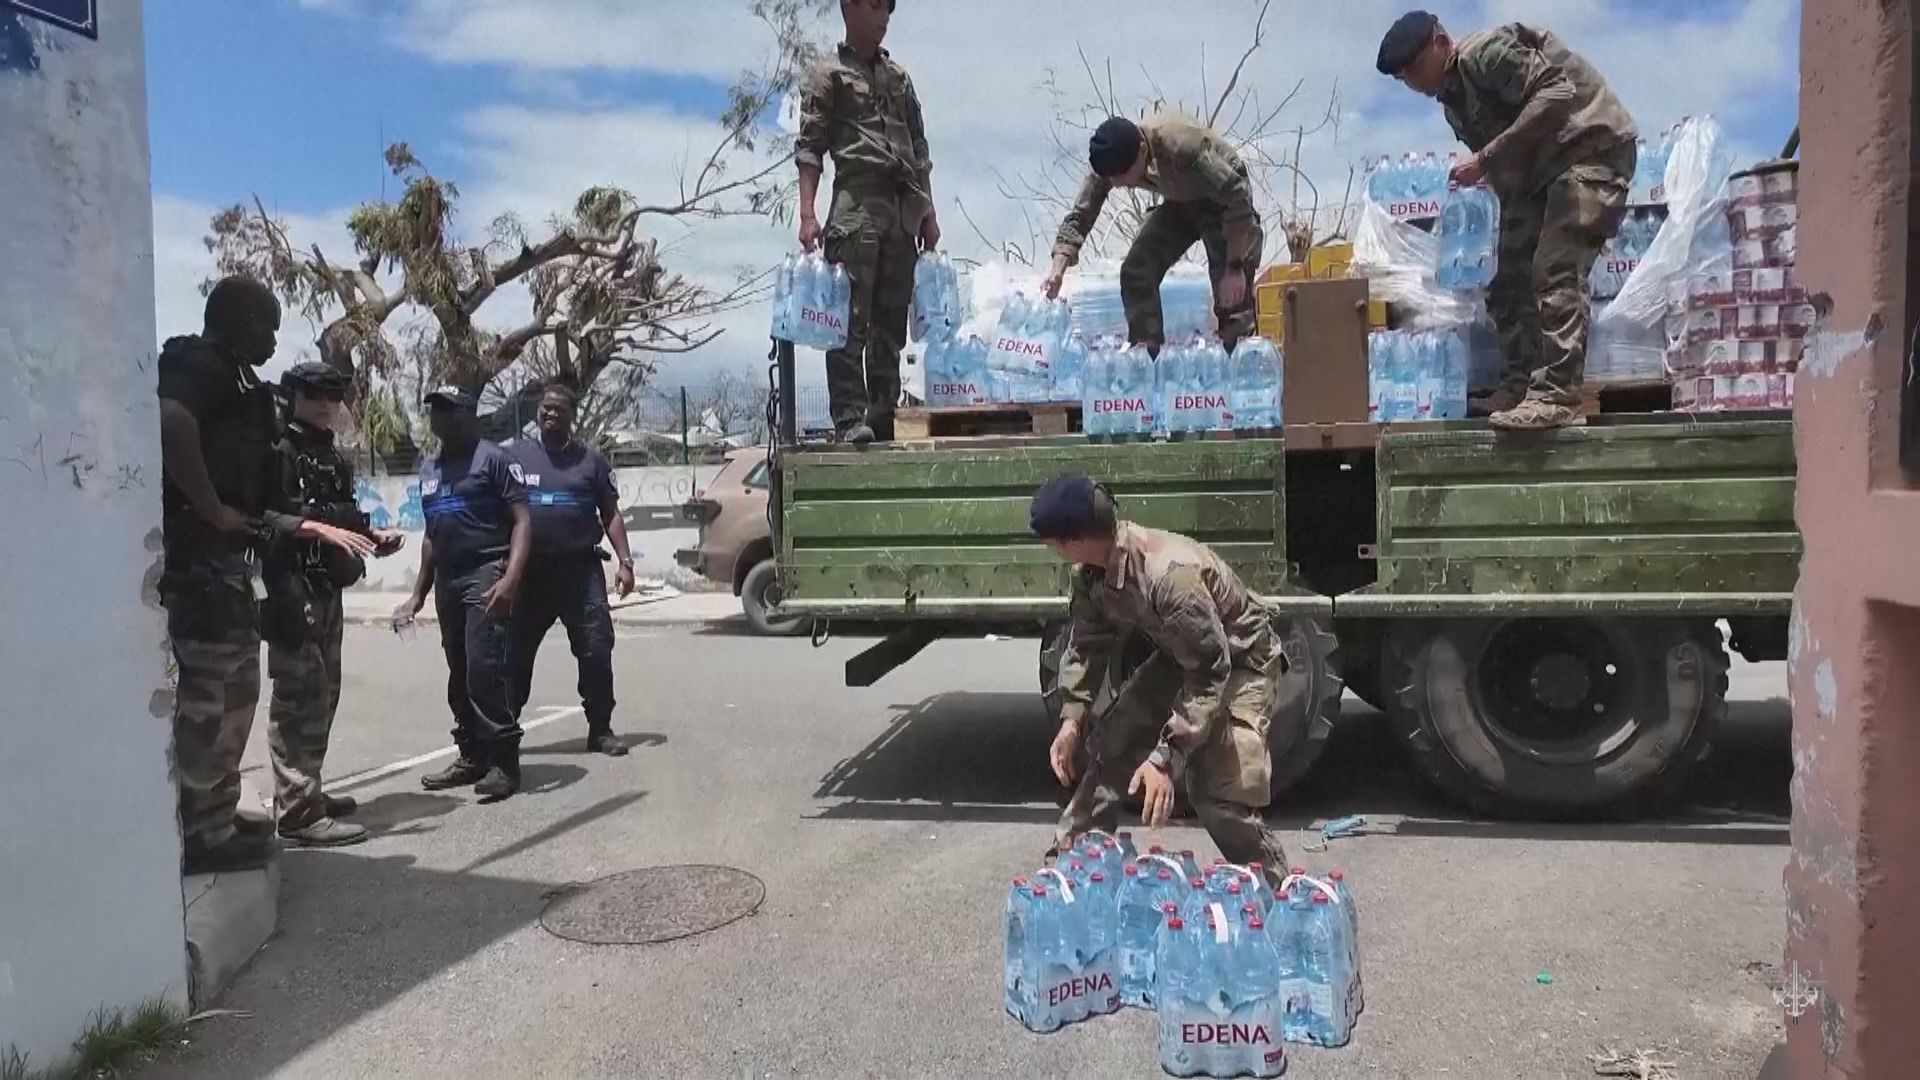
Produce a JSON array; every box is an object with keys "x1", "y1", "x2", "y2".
[
  {"x1": 740, "y1": 559, "x2": 805, "y2": 637},
  {"x1": 1267, "y1": 616, "x2": 1344, "y2": 800},
  {"x1": 1386, "y1": 617, "x2": 1728, "y2": 817},
  {"x1": 1333, "y1": 622, "x2": 1391, "y2": 713}
]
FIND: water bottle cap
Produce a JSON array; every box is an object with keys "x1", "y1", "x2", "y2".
[
  {"x1": 1181, "y1": 850, "x2": 1195, "y2": 860},
  {"x1": 1227, "y1": 883, "x2": 1242, "y2": 895},
  {"x1": 1248, "y1": 917, "x2": 1265, "y2": 930},
  {"x1": 1070, "y1": 860, "x2": 1084, "y2": 871},
  {"x1": 1189, "y1": 878, "x2": 1205, "y2": 889},
  {"x1": 1156, "y1": 870, "x2": 1172, "y2": 881},
  {"x1": 1162, "y1": 902, "x2": 1178, "y2": 913},
  {"x1": 1012, "y1": 876, "x2": 1027, "y2": 886},
  {"x1": 1118, "y1": 831, "x2": 1133, "y2": 840},
  {"x1": 1123, "y1": 864, "x2": 1138, "y2": 877},
  {"x1": 1290, "y1": 865, "x2": 1306, "y2": 876},
  {"x1": 1148, "y1": 845, "x2": 1164, "y2": 855},
  {"x1": 1312, "y1": 892, "x2": 1330, "y2": 904},
  {"x1": 1167, "y1": 917, "x2": 1184, "y2": 930},
  {"x1": 1090, "y1": 871, "x2": 1105, "y2": 883},
  {"x1": 1328, "y1": 868, "x2": 1345, "y2": 881},
  {"x1": 1031, "y1": 885, "x2": 1046, "y2": 897},
  {"x1": 1243, "y1": 904, "x2": 1257, "y2": 915}
]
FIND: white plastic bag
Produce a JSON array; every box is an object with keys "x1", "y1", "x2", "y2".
[
  {"x1": 1597, "y1": 116, "x2": 1736, "y2": 334},
  {"x1": 1352, "y1": 197, "x2": 1482, "y2": 329}
]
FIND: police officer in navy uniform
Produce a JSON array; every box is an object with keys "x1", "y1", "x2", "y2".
[
  {"x1": 507, "y1": 382, "x2": 637, "y2": 756},
  {"x1": 394, "y1": 386, "x2": 533, "y2": 800}
]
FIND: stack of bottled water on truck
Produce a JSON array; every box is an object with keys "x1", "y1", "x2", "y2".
[
  {"x1": 1003, "y1": 830, "x2": 1361, "y2": 1077},
  {"x1": 1666, "y1": 161, "x2": 1806, "y2": 413},
  {"x1": 1587, "y1": 124, "x2": 1683, "y2": 380},
  {"x1": 915, "y1": 259, "x2": 1287, "y2": 436}
]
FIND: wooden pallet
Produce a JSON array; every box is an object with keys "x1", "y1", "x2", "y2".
[{"x1": 893, "y1": 402, "x2": 1079, "y2": 440}]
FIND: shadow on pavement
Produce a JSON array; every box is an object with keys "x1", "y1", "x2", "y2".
[
  {"x1": 349, "y1": 791, "x2": 462, "y2": 838},
  {"x1": 517, "y1": 762, "x2": 589, "y2": 798},
  {"x1": 808, "y1": 686, "x2": 1792, "y2": 843},
  {"x1": 150, "y1": 791, "x2": 656, "y2": 1077},
  {"x1": 810, "y1": 691, "x2": 1061, "y2": 824},
  {"x1": 146, "y1": 851, "x2": 555, "y2": 1080},
  {"x1": 522, "y1": 731, "x2": 669, "y2": 756}
]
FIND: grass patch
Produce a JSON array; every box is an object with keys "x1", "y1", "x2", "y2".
[{"x1": 2, "y1": 998, "x2": 191, "y2": 1079}]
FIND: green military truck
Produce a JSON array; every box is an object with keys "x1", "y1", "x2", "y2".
[{"x1": 768, "y1": 408, "x2": 1796, "y2": 817}]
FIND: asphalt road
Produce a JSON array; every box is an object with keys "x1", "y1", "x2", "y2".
[{"x1": 153, "y1": 623, "x2": 1792, "y2": 1079}]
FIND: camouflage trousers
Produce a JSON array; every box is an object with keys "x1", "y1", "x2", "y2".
[
  {"x1": 1122, "y1": 200, "x2": 1265, "y2": 351},
  {"x1": 1488, "y1": 142, "x2": 1635, "y2": 405},
  {"x1": 267, "y1": 586, "x2": 344, "y2": 830},
  {"x1": 163, "y1": 568, "x2": 263, "y2": 852},
  {"x1": 1058, "y1": 650, "x2": 1288, "y2": 892},
  {"x1": 823, "y1": 185, "x2": 923, "y2": 432}
]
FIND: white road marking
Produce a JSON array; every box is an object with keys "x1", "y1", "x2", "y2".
[{"x1": 329, "y1": 705, "x2": 585, "y2": 793}]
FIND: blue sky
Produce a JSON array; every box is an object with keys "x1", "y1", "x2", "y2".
[{"x1": 144, "y1": 0, "x2": 1802, "y2": 382}]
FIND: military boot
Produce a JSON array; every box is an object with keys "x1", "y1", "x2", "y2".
[
  {"x1": 183, "y1": 829, "x2": 275, "y2": 875},
  {"x1": 279, "y1": 817, "x2": 369, "y2": 848},
  {"x1": 587, "y1": 723, "x2": 628, "y2": 757},
  {"x1": 422, "y1": 757, "x2": 489, "y2": 791},
  {"x1": 475, "y1": 744, "x2": 521, "y2": 801}
]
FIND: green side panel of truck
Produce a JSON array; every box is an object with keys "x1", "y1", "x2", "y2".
[
  {"x1": 1342, "y1": 416, "x2": 1800, "y2": 617},
  {"x1": 778, "y1": 438, "x2": 1290, "y2": 619}
]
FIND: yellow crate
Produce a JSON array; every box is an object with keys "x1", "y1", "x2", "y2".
[{"x1": 1307, "y1": 242, "x2": 1354, "y2": 278}]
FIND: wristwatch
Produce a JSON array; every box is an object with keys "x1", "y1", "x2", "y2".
[{"x1": 617, "y1": 557, "x2": 634, "y2": 570}]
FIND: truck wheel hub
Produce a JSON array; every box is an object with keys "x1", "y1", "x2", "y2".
[{"x1": 1476, "y1": 619, "x2": 1636, "y2": 765}]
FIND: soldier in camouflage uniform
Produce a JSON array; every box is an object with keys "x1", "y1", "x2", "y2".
[
  {"x1": 1379, "y1": 11, "x2": 1638, "y2": 430},
  {"x1": 263, "y1": 362, "x2": 405, "y2": 848},
  {"x1": 795, "y1": 0, "x2": 938, "y2": 445},
  {"x1": 1041, "y1": 112, "x2": 1266, "y2": 352},
  {"x1": 158, "y1": 278, "x2": 359, "y2": 874},
  {"x1": 1031, "y1": 475, "x2": 1289, "y2": 892}
]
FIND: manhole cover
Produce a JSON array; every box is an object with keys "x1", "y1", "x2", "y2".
[{"x1": 540, "y1": 865, "x2": 765, "y2": 945}]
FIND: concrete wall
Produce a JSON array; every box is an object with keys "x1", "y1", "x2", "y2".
[
  {"x1": 350, "y1": 463, "x2": 725, "y2": 590},
  {"x1": 0, "y1": 3, "x2": 190, "y2": 1067},
  {"x1": 1788, "y1": 2, "x2": 1920, "y2": 1075}
]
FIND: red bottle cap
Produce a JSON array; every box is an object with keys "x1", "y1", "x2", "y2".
[
  {"x1": 1328, "y1": 868, "x2": 1345, "y2": 881},
  {"x1": 1090, "y1": 872, "x2": 1105, "y2": 883},
  {"x1": 1124, "y1": 864, "x2": 1138, "y2": 877},
  {"x1": 1313, "y1": 892, "x2": 1330, "y2": 904},
  {"x1": 1168, "y1": 917, "x2": 1185, "y2": 930},
  {"x1": 1249, "y1": 917, "x2": 1265, "y2": 930}
]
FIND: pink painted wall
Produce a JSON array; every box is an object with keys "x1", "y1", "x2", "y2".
[{"x1": 1787, "y1": 1, "x2": 1920, "y2": 1074}]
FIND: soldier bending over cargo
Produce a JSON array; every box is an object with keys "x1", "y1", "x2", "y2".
[
  {"x1": 1033, "y1": 475, "x2": 1287, "y2": 892},
  {"x1": 1377, "y1": 11, "x2": 1638, "y2": 430}
]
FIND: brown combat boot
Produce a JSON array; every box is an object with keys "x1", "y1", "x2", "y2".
[{"x1": 1489, "y1": 398, "x2": 1586, "y2": 431}]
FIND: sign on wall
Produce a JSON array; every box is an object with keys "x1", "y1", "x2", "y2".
[{"x1": 2, "y1": 0, "x2": 96, "y2": 39}]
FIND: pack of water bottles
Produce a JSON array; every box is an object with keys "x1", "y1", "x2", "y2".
[
  {"x1": 769, "y1": 252, "x2": 852, "y2": 351},
  {"x1": 1067, "y1": 269, "x2": 1217, "y2": 344},
  {"x1": 1368, "y1": 328, "x2": 1469, "y2": 422},
  {"x1": 1590, "y1": 208, "x2": 1666, "y2": 303},
  {"x1": 986, "y1": 293, "x2": 1077, "y2": 403},
  {"x1": 922, "y1": 333, "x2": 990, "y2": 408},
  {"x1": 1362, "y1": 151, "x2": 1456, "y2": 222},
  {"x1": 1629, "y1": 125, "x2": 1681, "y2": 207},
  {"x1": 1433, "y1": 184, "x2": 1500, "y2": 291},
  {"x1": 1003, "y1": 831, "x2": 1362, "y2": 1076},
  {"x1": 911, "y1": 251, "x2": 964, "y2": 344},
  {"x1": 1081, "y1": 335, "x2": 1283, "y2": 437}
]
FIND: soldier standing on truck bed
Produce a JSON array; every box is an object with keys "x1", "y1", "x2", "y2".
[
  {"x1": 1040, "y1": 111, "x2": 1265, "y2": 353},
  {"x1": 1032, "y1": 475, "x2": 1289, "y2": 892},
  {"x1": 262, "y1": 362, "x2": 406, "y2": 849},
  {"x1": 1377, "y1": 11, "x2": 1638, "y2": 431},
  {"x1": 795, "y1": 0, "x2": 940, "y2": 445}
]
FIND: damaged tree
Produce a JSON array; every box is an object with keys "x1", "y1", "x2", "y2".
[{"x1": 203, "y1": 0, "x2": 823, "y2": 436}]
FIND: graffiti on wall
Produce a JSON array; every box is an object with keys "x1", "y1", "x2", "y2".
[{"x1": 355, "y1": 477, "x2": 423, "y2": 531}]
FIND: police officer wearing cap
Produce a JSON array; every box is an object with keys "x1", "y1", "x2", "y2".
[
  {"x1": 395, "y1": 386, "x2": 533, "y2": 800},
  {"x1": 263, "y1": 362, "x2": 407, "y2": 847},
  {"x1": 1377, "y1": 10, "x2": 1637, "y2": 431},
  {"x1": 507, "y1": 381, "x2": 636, "y2": 757},
  {"x1": 1031, "y1": 474, "x2": 1289, "y2": 890}
]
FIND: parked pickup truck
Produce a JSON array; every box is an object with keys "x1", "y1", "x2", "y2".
[{"x1": 771, "y1": 414, "x2": 1796, "y2": 816}]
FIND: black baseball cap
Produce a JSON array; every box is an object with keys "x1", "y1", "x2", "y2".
[
  {"x1": 1088, "y1": 117, "x2": 1143, "y2": 179},
  {"x1": 1031, "y1": 474, "x2": 1110, "y2": 541},
  {"x1": 1377, "y1": 10, "x2": 1440, "y2": 76},
  {"x1": 282, "y1": 361, "x2": 352, "y2": 395},
  {"x1": 424, "y1": 385, "x2": 478, "y2": 411}
]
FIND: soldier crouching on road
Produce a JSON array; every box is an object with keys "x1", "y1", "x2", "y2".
[
  {"x1": 1032, "y1": 475, "x2": 1288, "y2": 893},
  {"x1": 262, "y1": 362, "x2": 407, "y2": 847}
]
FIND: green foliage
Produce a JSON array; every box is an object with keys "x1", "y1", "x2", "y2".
[{"x1": 1, "y1": 998, "x2": 191, "y2": 1080}]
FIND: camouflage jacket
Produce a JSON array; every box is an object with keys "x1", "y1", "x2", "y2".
[
  {"x1": 1439, "y1": 23, "x2": 1638, "y2": 199},
  {"x1": 1058, "y1": 522, "x2": 1281, "y2": 766},
  {"x1": 1052, "y1": 112, "x2": 1258, "y2": 267},
  {"x1": 795, "y1": 42, "x2": 932, "y2": 206}
]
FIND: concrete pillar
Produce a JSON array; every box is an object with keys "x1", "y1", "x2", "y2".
[
  {"x1": 0, "y1": 2, "x2": 191, "y2": 1067},
  {"x1": 1787, "y1": 0, "x2": 1920, "y2": 1075}
]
